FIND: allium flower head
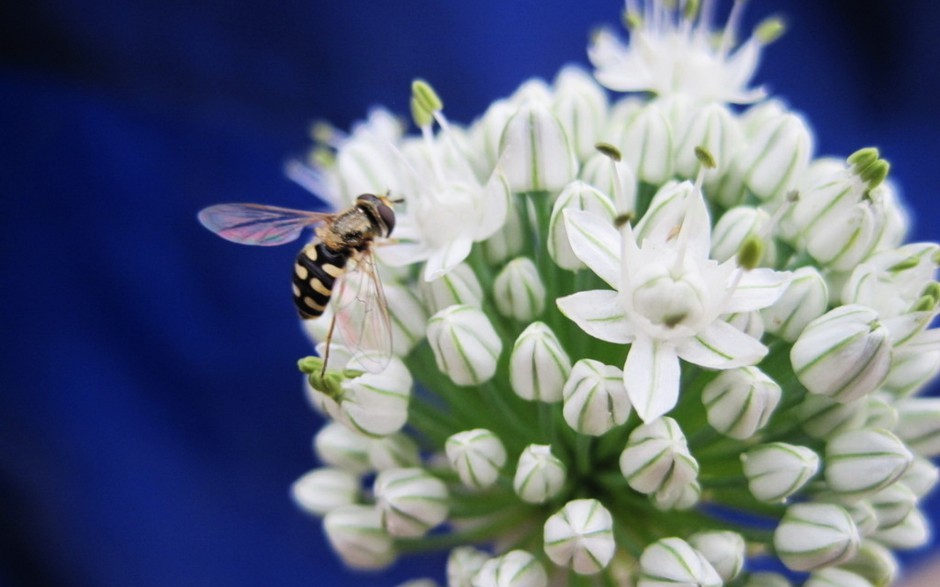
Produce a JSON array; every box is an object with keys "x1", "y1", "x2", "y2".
[{"x1": 221, "y1": 2, "x2": 940, "y2": 585}]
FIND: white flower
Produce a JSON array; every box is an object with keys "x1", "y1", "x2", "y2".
[
  {"x1": 824, "y1": 428, "x2": 913, "y2": 501},
  {"x1": 509, "y1": 322, "x2": 571, "y2": 403},
  {"x1": 702, "y1": 366, "x2": 781, "y2": 440},
  {"x1": 471, "y1": 550, "x2": 547, "y2": 587},
  {"x1": 840, "y1": 541, "x2": 899, "y2": 587},
  {"x1": 736, "y1": 108, "x2": 813, "y2": 201},
  {"x1": 637, "y1": 537, "x2": 722, "y2": 587},
  {"x1": 797, "y1": 394, "x2": 868, "y2": 440},
  {"x1": 589, "y1": 0, "x2": 770, "y2": 104},
  {"x1": 313, "y1": 421, "x2": 372, "y2": 475},
  {"x1": 548, "y1": 180, "x2": 617, "y2": 271},
  {"x1": 804, "y1": 568, "x2": 874, "y2": 587},
  {"x1": 562, "y1": 359, "x2": 631, "y2": 436},
  {"x1": 420, "y1": 261, "x2": 484, "y2": 313},
  {"x1": 374, "y1": 467, "x2": 449, "y2": 537},
  {"x1": 551, "y1": 67, "x2": 608, "y2": 160},
  {"x1": 870, "y1": 507, "x2": 930, "y2": 550},
  {"x1": 773, "y1": 502, "x2": 860, "y2": 571},
  {"x1": 558, "y1": 184, "x2": 789, "y2": 421},
  {"x1": 291, "y1": 467, "x2": 359, "y2": 516},
  {"x1": 499, "y1": 102, "x2": 577, "y2": 193},
  {"x1": 791, "y1": 305, "x2": 892, "y2": 404},
  {"x1": 543, "y1": 499, "x2": 615, "y2": 575},
  {"x1": 895, "y1": 398, "x2": 940, "y2": 457},
  {"x1": 493, "y1": 257, "x2": 546, "y2": 321},
  {"x1": 761, "y1": 266, "x2": 829, "y2": 342},
  {"x1": 445, "y1": 429, "x2": 508, "y2": 489},
  {"x1": 323, "y1": 504, "x2": 396, "y2": 570},
  {"x1": 620, "y1": 417, "x2": 698, "y2": 497},
  {"x1": 426, "y1": 305, "x2": 502, "y2": 386},
  {"x1": 448, "y1": 546, "x2": 490, "y2": 587},
  {"x1": 513, "y1": 444, "x2": 566, "y2": 504},
  {"x1": 741, "y1": 443, "x2": 820, "y2": 503},
  {"x1": 688, "y1": 530, "x2": 745, "y2": 582}
]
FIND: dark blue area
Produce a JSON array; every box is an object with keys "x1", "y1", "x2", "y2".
[{"x1": 1, "y1": 1, "x2": 939, "y2": 585}]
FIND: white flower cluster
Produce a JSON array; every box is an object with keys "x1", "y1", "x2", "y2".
[{"x1": 285, "y1": 1, "x2": 940, "y2": 585}]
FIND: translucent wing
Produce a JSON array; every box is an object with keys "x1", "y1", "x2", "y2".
[
  {"x1": 198, "y1": 203, "x2": 333, "y2": 246},
  {"x1": 330, "y1": 249, "x2": 393, "y2": 373}
]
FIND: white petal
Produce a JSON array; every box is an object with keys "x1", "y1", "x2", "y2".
[
  {"x1": 475, "y1": 170, "x2": 511, "y2": 240},
  {"x1": 378, "y1": 242, "x2": 430, "y2": 267},
  {"x1": 557, "y1": 290, "x2": 634, "y2": 344},
  {"x1": 424, "y1": 237, "x2": 473, "y2": 282},
  {"x1": 624, "y1": 336, "x2": 681, "y2": 422},
  {"x1": 676, "y1": 320, "x2": 768, "y2": 369},
  {"x1": 563, "y1": 209, "x2": 621, "y2": 288},
  {"x1": 726, "y1": 268, "x2": 792, "y2": 313}
]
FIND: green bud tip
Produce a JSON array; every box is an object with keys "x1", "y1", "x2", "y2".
[
  {"x1": 923, "y1": 281, "x2": 940, "y2": 303},
  {"x1": 622, "y1": 10, "x2": 643, "y2": 30},
  {"x1": 848, "y1": 147, "x2": 880, "y2": 169},
  {"x1": 860, "y1": 160, "x2": 890, "y2": 189},
  {"x1": 737, "y1": 234, "x2": 764, "y2": 270},
  {"x1": 298, "y1": 356, "x2": 322, "y2": 374},
  {"x1": 595, "y1": 142, "x2": 622, "y2": 162},
  {"x1": 755, "y1": 16, "x2": 787, "y2": 45},
  {"x1": 911, "y1": 294, "x2": 938, "y2": 313},
  {"x1": 684, "y1": 0, "x2": 700, "y2": 21},
  {"x1": 411, "y1": 79, "x2": 443, "y2": 114},
  {"x1": 694, "y1": 145, "x2": 718, "y2": 169},
  {"x1": 311, "y1": 146, "x2": 335, "y2": 169},
  {"x1": 310, "y1": 121, "x2": 335, "y2": 145},
  {"x1": 298, "y1": 355, "x2": 350, "y2": 399}
]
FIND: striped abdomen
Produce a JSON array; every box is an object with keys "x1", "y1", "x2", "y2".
[{"x1": 292, "y1": 241, "x2": 349, "y2": 319}]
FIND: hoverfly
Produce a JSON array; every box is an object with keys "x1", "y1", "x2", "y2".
[{"x1": 198, "y1": 194, "x2": 398, "y2": 375}]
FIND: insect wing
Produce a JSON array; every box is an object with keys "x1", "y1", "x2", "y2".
[
  {"x1": 331, "y1": 251, "x2": 393, "y2": 373},
  {"x1": 198, "y1": 203, "x2": 332, "y2": 246}
]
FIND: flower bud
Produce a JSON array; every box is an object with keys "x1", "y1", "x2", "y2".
[
  {"x1": 884, "y1": 347, "x2": 940, "y2": 398},
  {"x1": 845, "y1": 500, "x2": 879, "y2": 537},
  {"x1": 868, "y1": 482, "x2": 917, "y2": 529},
  {"x1": 482, "y1": 196, "x2": 526, "y2": 264},
  {"x1": 761, "y1": 266, "x2": 829, "y2": 342},
  {"x1": 291, "y1": 467, "x2": 360, "y2": 516},
  {"x1": 804, "y1": 568, "x2": 874, "y2": 587},
  {"x1": 314, "y1": 421, "x2": 372, "y2": 474},
  {"x1": 548, "y1": 180, "x2": 617, "y2": 270},
  {"x1": 514, "y1": 444, "x2": 567, "y2": 504},
  {"x1": 702, "y1": 366, "x2": 781, "y2": 440},
  {"x1": 427, "y1": 305, "x2": 502, "y2": 386},
  {"x1": 563, "y1": 359, "x2": 631, "y2": 436},
  {"x1": 741, "y1": 443, "x2": 820, "y2": 503},
  {"x1": 551, "y1": 67, "x2": 608, "y2": 160},
  {"x1": 651, "y1": 480, "x2": 701, "y2": 511},
  {"x1": 637, "y1": 537, "x2": 721, "y2": 587},
  {"x1": 674, "y1": 103, "x2": 745, "y2": 180},
  {"x1": 472, "y1": 550, "x2": 548, "y2": 587},
  {"x1": 323, "y1": 504, "x2": 396, "y2": 570},
  {"x1": 384, "y1": 281, "x2": 429, "y2": 356},
  {"x1": 578, "y1": 152, "x2": 637, "y2": 215},
  {"x1": 774, "y1": 502, "x2": 860, "y2": 571},
  {"x1": 368, "y1": 432, "x2": 421, "y2": 471},
  {"x1": 543, "y1": 499, "x2": 615, "y2": 575},
  {"x1": 825, "y1": 428, "x2": 913, "y2": 501},
  {"x1": 448, "y1": 546, "x2": 490, "y2": 587},
  {"x1": 499, "y1": 102, "x2": 577, "y2": 193},
  {"x1": 736, "y1": 110, "x2": 813, "y2": 201},
  {"x1": 421, "y1": 262, "x2": 484, "y2": 313},
  {"x1": 710, "y1": 206, "x2": 775, "y2": 265},
  {"x1": 870, "y1": 508, "x2": 930, "y2": 550},
  {"x1": 900, "y1": 456, "x2": 939, "y2": 498},
  {"x1": 311, "y1": 356, "x2": 413, "y2": 437},
  {"x1": 798, "y1": 394, "x2": 868, "y2": 440},
  {"x1": 791, "y1": 305, "x2": 892, "y2": 403},
  {"x1": 445, "y1": 428, "x2": 508, "y2": 489},
  {"x1": 894, "y1": 398, "x2": 940, "y2": 457},
  {"x1": 374, "y1": 468, "x2": 449, "y2": 538},
  {"x1": 620, "y1": 417, "x2": 698, "y2": 496},
  {"x1": 493, "y1": 257, "x2": 546, "y2": 321},
  {"x1": 863, "y1": 394, "x2": 898, "y2": 430},
  {"x1": 688, "y1": 530, "x2": 745, "y2": 583},
  {"x1": 396, "y1": 580, "x2": 439, "y2": 587},
  {"x1": 632, "y1": 180, "x2": 695, "y2": 244},
  {"x1": 616, "y1": 102, "x2": 673, "y2": 185},
  {"x1": 839, "y1": 540, "x2": 899, "y2": 587},
  {"x1": 510, "y1": 322, "x2": 571, "y2": 402}
]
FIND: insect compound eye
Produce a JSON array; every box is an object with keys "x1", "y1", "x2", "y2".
[{"x1": 376, "y1": 202, "x2": 396, "y2": 237}]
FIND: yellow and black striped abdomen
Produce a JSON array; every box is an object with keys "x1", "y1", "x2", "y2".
[{"x1": 292, "y1": 242, "x2": 349, "y2": 319}]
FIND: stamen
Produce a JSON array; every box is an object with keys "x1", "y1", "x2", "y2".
[{"x1": 719, "y1": 0, "x2": 747, "y2": 58}]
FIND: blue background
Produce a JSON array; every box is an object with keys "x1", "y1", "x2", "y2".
[{"x1": 2, "y1": 1, "x2": 939, "y2": 585}]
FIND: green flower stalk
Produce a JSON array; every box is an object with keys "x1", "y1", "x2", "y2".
[{"x1": 274, "y1": 1, "x2": 940, "y2": 585}]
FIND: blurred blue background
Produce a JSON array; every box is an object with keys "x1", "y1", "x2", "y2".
[{"x1": 2, "y1": 1, "x2": 939, "y2": 585}]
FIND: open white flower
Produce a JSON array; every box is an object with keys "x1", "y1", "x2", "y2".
[
  {"x1": 589, "y1": 0, "x2": 777, "y2": 104},
  {"x1": 557, "y1": 183, "x2": 789, "y2": 421}
]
